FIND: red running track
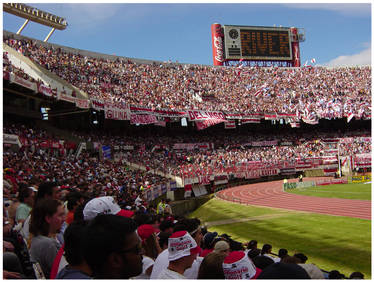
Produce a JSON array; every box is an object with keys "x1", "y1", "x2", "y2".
[{"x1": 216, "y1": 178, "x2": 371, "y2": 220}]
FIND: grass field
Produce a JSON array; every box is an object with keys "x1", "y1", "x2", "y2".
[
  {"x1": 286, "y1": 183, "x2": 371, "y2": 200},
  {"x1": 189, "y1": 197, "x2": 371, "y2": 279}
]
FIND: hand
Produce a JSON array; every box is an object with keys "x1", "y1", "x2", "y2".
[{"x1": 3, "y1": 270, "x2": 22, "y2": 279}]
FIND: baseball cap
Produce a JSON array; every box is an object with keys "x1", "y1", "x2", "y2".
[
  {"x1": 137, "y1": 224, "x2": 156, "y2": 243},
  {"x1": 168, "y1": 231, "x2": 201, "y2": 261},
  {"x1": 222, "y1": 251, "x2": 257, "y2": 279},
  {"x1": 213, "y1": 240, "x2": 230, "y2": 253},
  {"x1": 83, "y1": 196, "x2": 133, "y2": 221}
]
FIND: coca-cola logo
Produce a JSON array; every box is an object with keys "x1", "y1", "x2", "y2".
[{"x1": 214, "y1": 36, "x2": 224, "y2": 62}]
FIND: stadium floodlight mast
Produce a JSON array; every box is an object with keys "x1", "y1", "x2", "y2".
[{"x1": 3, "y1": 3, "x2": 67, "y2": 42}]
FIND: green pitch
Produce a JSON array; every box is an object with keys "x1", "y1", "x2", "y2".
[
  {"x1": 286, "y1": 183, "x2": 371, "y2": 200},
  {"x1": 190, "y1": 198, "x2": 371, "y2": 279}
]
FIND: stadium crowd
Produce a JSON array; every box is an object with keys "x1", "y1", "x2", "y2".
[
  {"x1": 4, "y1": 36, "x2": 371, "y2": 121},
  {"x1": 3, "y1": 33, "x2": 370, "y2": 279}
]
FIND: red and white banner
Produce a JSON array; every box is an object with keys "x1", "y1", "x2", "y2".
[
  {"x1": 224, "y1": 120, "x2": 236, "y2": 129},
  {"x1": 184, "y1": 177, "x2": 193, "y2": 191},
  {"x1": 130, "y1": 114, "x2": 157, "y2": 125},
  {"x1": 91, "y1": 99, "x2": 105, "y2": 110},
  {"x1": 38, "y1": 84, "x2": 53, "y2": 97},
  {"x1": 242, "y1": 118, "x2": 261, "y2": 124},
  {"x1": 195, "y1": 119, "x2": 224, "y2": 130},
  {"x1": 290, "y1": 122, "x2": 300, "y2": 128},
  {"x1": 214, "y1": 174, "x2": 228, "y2": 185},
  {"x1": 10, "y1": 73, "x2": 37, "y2": 92},
  {"x1": 251, "y1": 140, "x2": 278, "y2": 147},
  {"x1": 105, "y1": 105, "x2": 130, "y2": 121},
  {"x1": 59, "y1": 93, "x2": 76, "y2": 104},
  {"x1": 188, "y1": 110, "x2": 226, "y2": 121},
  {"x1": 198, "y1": 175, "x2": 211, "y2": 185},
  {"x1": 75, "y1": 98, "x2": 90, "y2": 109},
  {"x1": 173, "y1": 143, "x2": 214, "y2": 150},
  {"x1": 264, "y1": 113, "x2": 277, "y2": 120},
  {"x1": 155, "y1": 120, "x2": 166, "y2": 127}
]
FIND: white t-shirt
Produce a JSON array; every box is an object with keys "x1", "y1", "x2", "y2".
[
  {"x1": 150, "y1": 249, "x2": 202, "y2": 279},
  {"x1": 150, "y1": 249, "x2": 168, "y2": 279},
  {"x1": 133, "y1": 256, "x2": 154, "y2": 279},
  {"x1": 157, "y1": 268, "x2": 186, "y2": 279},
  {"x1": 264, "y1": 253, "x2": 281, "y2": 263}
]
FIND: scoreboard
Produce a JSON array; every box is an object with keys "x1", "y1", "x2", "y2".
[{"x1": 222, "y1": 25, "x2": 293, "y2": 61}]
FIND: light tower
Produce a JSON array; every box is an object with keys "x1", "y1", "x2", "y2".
[{"x1": 3, "y1": 3, "x2": 67, "y2": 42}]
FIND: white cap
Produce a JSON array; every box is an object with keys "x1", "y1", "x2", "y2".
[
  {"x1": 168, "y1": 231, "x2": 201, "y2": 261},
  {"x1": 83, "y1": 196, "x2": 121, "y2": 221},
  {"x1": 223, "y1": 251, "x2": 257, "y2": 279}
]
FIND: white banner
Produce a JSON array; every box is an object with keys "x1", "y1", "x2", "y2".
[
  {"x1": 75, "y1": 98, "x2": 90, "y2": 109},
  {"x1": 10, "y1": 73, "x2": 37, "y2": 92},
  {"x1": 188, "y1": 110, "x2": 226, "y2": 121},
  {"x1": 105, "y1": 105, "x2": 130, "y2": 120},
  {"x1": 3, "y1": 134, "x2": 22, "y2": 147},
  {"x1": 130, "y1": 114, "x2": 157, "y2": 124}
]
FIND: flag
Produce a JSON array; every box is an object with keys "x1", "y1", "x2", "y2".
[
  {"x1": 347, "y1": 112, "x2": 354, "y2": 123},
  {"x1": 310, "y1": 58, "x2": 316, "y2": 64}
]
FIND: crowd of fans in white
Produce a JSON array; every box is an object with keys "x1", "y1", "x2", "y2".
[{"x1": 4, "y1": 36, "x2": 371, "y2": 121}]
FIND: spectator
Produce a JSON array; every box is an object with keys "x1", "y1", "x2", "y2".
[
  {"x1": 261, "y1": 243, "x2": 280, "y2": 262},
  {"x1": 55, "y1": 221, "x2": 91, "y2": 279},
  {"x1": 15, "y1": 186, "x2": 37, "y2": 224},
  {"x1": 82, "y1": 214, "x2": 143, "y2": 279},
  {"x1": 294, "y1": 252, "x2": 308, "y2": 264},
  {"x1": 298, "y1": 263, "x2": 325, "y2": 279},
  {"x1": 29, "y1": 199, "x2": 66, "y2": 278},
  {"x1": 257, "y1": 262, "x2": 311, "y2": 279},
  {"x1": 222, "y1": 251, "x2": 257, "y2": 279},
  {"x1": 349, "y1": 271, "x2": 364, "y2": 279},
  {"x1": 213, "y1": 240, "x2": 231, "y2": 256},
  {"x1": 157, "y1": 231, "x2": 200, "y2": 279},
  {"x1": 197, "y1": 252, "x2": 226, "y2": 279}
]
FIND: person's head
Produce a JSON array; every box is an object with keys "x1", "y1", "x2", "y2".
[
  {"x1": 203, "y1": 231, "x2": 218, "y2": 249},
  {"x1": 158, "y1": 231, "x2": 171, "y2": 250},
  {"x1": 261, "y1": 243, "x2": 272, "y2": 255},
  {"x1": 247, "y1": 239, "x2": 258, "y2": 250},
  {"x1": 222, "y1": 251, "x2": 257, "y2": 279},
  {"x1": 294, "y1": 253, "x2": 308, "y2": 263},
  {"x1": 278, "y1": 248, "x2": 288, "y2": 259},
  {"x1": 30, "y1": 199, "x2": 65, "y2": 236},
  {"x1": 83, "y1": 196, "x2": 134, "y2": 221},
  {"x1": 159, "y1": 219, "x2": 174, "y2": 233},
  {"x1": 64, "y1": 221, "x2": 90, "y2": 271},
  {"x1": 248, "y1": 248, "x2": 261, "y2": 259},
  {"x1": 83, "y1": 214, "x2": 143, "y2": 279},
  {"x1": 66, "y1": 191, "x2": 84, "y2": 212},
  {"x1": 213, "y1": 240, "x2": 230, "y2": 256},
  {"x1": 137, "y1": 224, "x2": 159, "y2": 259},
  {"x1": 257, "y1": 262, "x2": 311, "y2": 279},
  {"x1": 18, "y1": 186, "x2": 37, "y2": 207},
  {"x1": 168, "y1": 230, "x2": 201, "y2": 272},
  {"x1": 349, "y1": 271, "x2": 364, "y2": 279},
  {"x1": 173, "y1": 217, "x2": 202, "y2": 246},
  {"x1": 197, "y1": 252, "x2": 226, "y2": 279},
  {"x1": 36, "y1": 182, "x2": 60, "y2": 202},
  {"x1": 328, "y1": 270, "x2": 345, "y2": 279}
]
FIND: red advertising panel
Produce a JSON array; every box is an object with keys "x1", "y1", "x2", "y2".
[{"x1": 211, "y1": 23, "x2": 225, "y2": 66}]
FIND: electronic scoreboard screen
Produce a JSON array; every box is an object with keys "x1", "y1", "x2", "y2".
[{"x1": 223, "y1": 25, "x2": 293, "y2": 61}]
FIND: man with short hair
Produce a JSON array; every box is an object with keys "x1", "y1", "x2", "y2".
[
  {"x1": 82, "y1": 214, "x2": 143, "y2": 279},
  {"x1": 157, "y1": 231, "x2": 200, "y2": 279}
]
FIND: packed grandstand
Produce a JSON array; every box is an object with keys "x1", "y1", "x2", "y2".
[{"x1": 3, "y1": 29, "x2": 371, "y2": 279}]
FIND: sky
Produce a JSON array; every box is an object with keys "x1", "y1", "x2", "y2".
[{"x1": 2, "y1": 2, "x2": 372, "y2": 67}]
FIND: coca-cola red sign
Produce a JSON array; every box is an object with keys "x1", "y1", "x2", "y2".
[{"x1": 211, "y1": 23, "x2": 225, "y2": 66}]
